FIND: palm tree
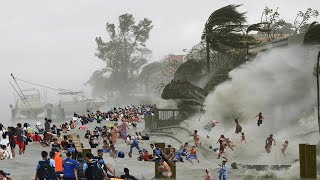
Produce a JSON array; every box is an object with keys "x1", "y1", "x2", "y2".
[{"x1": 202, "y1": 4, "x2": 247, "y2": 73}]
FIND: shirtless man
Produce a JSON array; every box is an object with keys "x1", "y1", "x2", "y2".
[
  {"x1": 265, "y1": 134, "x2": 275, "y2": 153},
  {"x1": 192, "y1": 130, "x2": 200, "y2": 147},
  {"x1": 256, "y1": 112, "x2": 264, "y2": 126},
  {"x1": 240, "y1": 132, "x2": 246, "y2": 144},
  {"x1": 203, "y1": 120, "x2": 218, "y2": 139},
  {"x1": 217, "y1": 140, "x2": 226, "y2": 159},
  {"x1": 280, "y1": 141, "x2": 288, "y2": 157},
  {"x1": 234, "y1": 118, "x2": 242, "y2": 134},
  {"x1": 204, "y1": 169, "x2": 213, "y2": 180}
]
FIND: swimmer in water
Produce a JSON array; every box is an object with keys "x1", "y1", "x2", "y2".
[
  {"x1": 280, "y1": 140, "x2": 288, "y2": 157},
  {"x1": 203, "y1": 120, "x2": 218, "y2": 139},
  {"x1": 234, "y1": 118, "x2": 242, "y2": 134},
  {"x1": 265, "y1": 134, "x2": 275, "y2": 153},
  {"x1": 240, "y1": 132, "x2": 246, "y2": 144},
  {"x1": 256, "y1": 112, "x2": 264, "y2": 126}
]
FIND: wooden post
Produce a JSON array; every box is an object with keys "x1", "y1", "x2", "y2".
[
  {"x1": 306, "y1": 145, "x2": 317, "y2": 179},
  {"x1": 299, "y1": 144, "x2": 317, "y2": 179},
  {"x1": 81, "y1": 148, "x2": 91, "y2": 159},
  {"x1": 299, "y1": 144, "x2": 307, "y2": 178}
]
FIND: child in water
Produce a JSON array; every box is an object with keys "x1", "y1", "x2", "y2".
[
  {"x1": 240, "y1": 132, "x2": 246, "y2": 144},
  {"x1": 280, "y1": 141, "x2": 288, "y2": 157}
]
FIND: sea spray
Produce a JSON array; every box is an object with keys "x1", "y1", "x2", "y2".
[{"x1": 180, "y1": 46, "x2": 320, "y2": 179}]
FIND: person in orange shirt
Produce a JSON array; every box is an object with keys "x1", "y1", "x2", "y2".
[{"x1": 50, "y1": 150, "x2": 63, "y2": 175}]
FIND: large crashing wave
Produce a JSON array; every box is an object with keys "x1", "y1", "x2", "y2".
[
  {"x1": 204, "y1": 46, "x2": 316, "y2": 131},
  {"x1": 182, "y1": 46, "x2": 319, "y2": 174}
]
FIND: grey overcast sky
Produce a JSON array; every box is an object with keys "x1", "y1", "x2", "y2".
[{"x1": 0, "y1": 0, "x2": 319, "y2": 122}]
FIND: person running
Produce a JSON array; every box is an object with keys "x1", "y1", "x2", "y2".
[
  {"x1": 203, "y1": 120, "x2": 218, "y2": 139},
  {"x1": 256, "y1": 112, "x2": 264, "y2": 126},
  {"x1": 35, "y1": 151, "x2": 56, "y2": 180},
  {"x1": 128, "y1": 136, "x2": 141, "y2": 158},
  {"x1": 205, "y1": 169, "x2": 213, "y2": 180},
  {"x1": 217, "y1": 140, "x2": 226, "y2": 159},
  {"x1": 119, "y1": 120, "x2": 129, "y2": 142},
  {"x1": 240, "y1": 132, "x2": 246, "y2": 144},
  {"x1": 192, "y1": 130, "x2": 200, "y2": 147},
  {"x1": 234, "y1": 118, "x2": 242, "y2": 134},
  {"x1": 173, "y1": 148, "x2": 187, "y2": 162},
  {"x1": 186, "y1": 146, "x2": 199, "y2": 164},
  {"x1": 218, "y1": 157, "x2": 228, "y2": 180},
  {"x1": 280, "y1": 141, "x2": 289, "y2": 157},
  {"x1": 265, "y1": 134, "x2": 276, "y2": 153},
  {"x1": 61, "y1": 152, "x2": 78, "y2": 180}
]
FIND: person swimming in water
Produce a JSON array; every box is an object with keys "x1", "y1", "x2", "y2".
[
  {"x1": 234, "y1": 118, "x2": 242, "y2": 134},
  {"x1": 203, "y1": 120, "x2": 218, "y2": 139},
  {"x1": 256, "y1": 112, "x2": 264, "y2": 126},
  {"x1": 265, "y1": 134, "x2": 275, "y2": 153},
  {"x1": 280, "y1": 140, "x2": 288, "y2": 157}
]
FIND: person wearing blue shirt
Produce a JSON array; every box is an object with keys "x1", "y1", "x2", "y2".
[
  {"x1": 219, "y1": 157, "x2": 228, "y2": 180},
  {"x1": 83, "y1": 153, "x2": 106, "y2": 180},
  {"x1": 62, "y1": 152, "x2": 78, "y2": 180},
  {"x1": 35, "y1": 151, "x2": 56, "y2": 180},
  {"x1": 128, "y1": 136, "x2": 141, "y2": 158},
  {"x1": 96, "y1": 149, "x2": 117, "y2": 178}
]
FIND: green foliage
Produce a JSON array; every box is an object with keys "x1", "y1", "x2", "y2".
[
  {"x1": 95, "y1": 13, "x2": 153, "y2": 83},
  {"x1": 94, "y1": 13, "x2": 153, "y2": 95},
  {"x1": 257, "y1": 7, "x2": 286, "y2": 41},
  {"x1": 294, "y1": 8, "x2": 319, "y2": 34},
  {"x1": 202, "y1": 4, "x2": 247, "y2": 53},
  {"x1": 303, "y1": 22, "x2": 320, "y2": 45}
]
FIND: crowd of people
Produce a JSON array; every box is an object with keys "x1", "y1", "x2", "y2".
[{"x1": 0, "y1": 106, "x2": 291, "y2": 180}]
